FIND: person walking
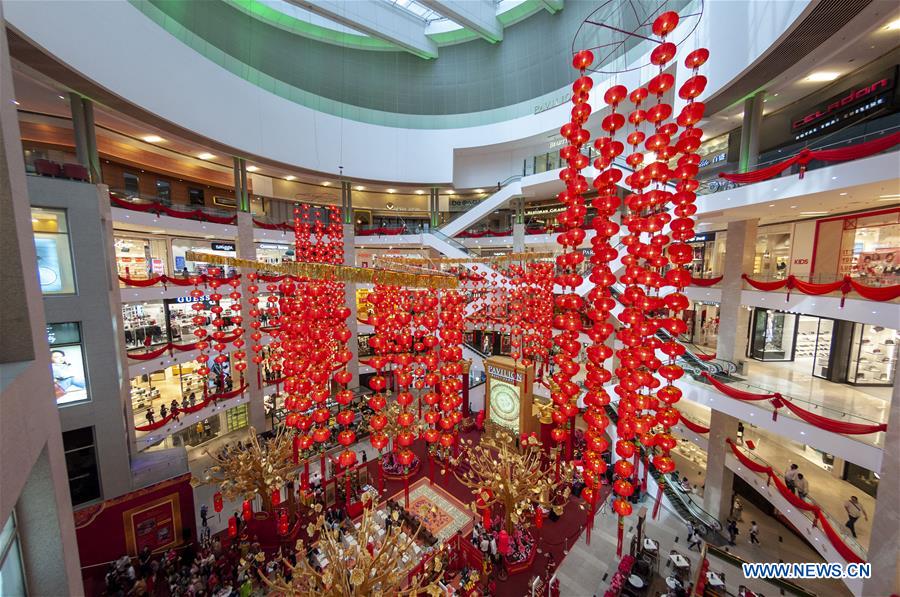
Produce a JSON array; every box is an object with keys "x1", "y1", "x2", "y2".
[
  {"x1": 844, "y1": 496, "x2": 868, "y2": 538},
  {"x1": 732, "y1": 496, "x2": 744, "y2": 522},
  {"x1": 795, "y1": 474, "x2": 809, "y2": 500},
  {"x1": 749, "y1": 521, "x2": 760, "y2": 545},
  {"x1": 784, "y1": 464, "x2": 800, "y2": 494},
  {"x1": 726, "y1": 519, "x2": 739, "y2": 546},
  {"x1": 145, "y1": 408, "x2": 155, "y2": 425}
]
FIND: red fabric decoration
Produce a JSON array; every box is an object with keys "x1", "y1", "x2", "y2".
[
  {"x1": 696, "y1": 353, "x2": 717, "y2": 362},
  {"x1": 726, "y1": 440, "x2": 864, "y2": 564},
  {"x1": 678, "y1": 413, "x2": 710, "y2": 434},
  {"x1": 741, "y1": 274, "x2": 788, "y2": 292},
  {"x1": 690, "y1": 275, "x2": 722, "y2": 287},
  {"x1": 849, "y1": 279, "x2": 900, "y2": 302},
  {"x1": 118, "y1": 274, "x2": 240, "y2": 288},
  {"x1": 777, "y1": 398, "x2": 887, "y2": 435},
  {"x1": 742, "y1": 274, "x2": 900, "y2": 305},
  {"x1": 701, "y1": 372, "x2": 778, "y2": 400},
  {"x1": 719, "y1": 131, "x2": 900, "y2": 183},
  {"x1": 134, "y1": 384, "x2": 248, "y2": 430},
  {"x1": 111, "y1": 196, "x2": 239, "y2": 225}
]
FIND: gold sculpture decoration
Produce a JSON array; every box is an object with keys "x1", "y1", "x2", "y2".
[
  {"x1": 263, "y1": 505, "x2": 445, "y2": 596},
  {"x1": 203, "y1": 426, "x2": 296, "y2": 513},
  {"x1": 451, "y1": 432, "x2": 573, "y2": 533}
]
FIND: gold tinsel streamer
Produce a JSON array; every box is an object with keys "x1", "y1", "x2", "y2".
[
  {"x1": 185, "y1": 251, "x2": 459, "y2": 289},
  {"x1": 375, "y1": 250, "x2": 557, "y2": 266}
]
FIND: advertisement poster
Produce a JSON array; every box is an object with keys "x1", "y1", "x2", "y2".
[
  {"x1": 48, "y1": 323, "x2": 88, "y2": 406},
  {"x1": 856, "y1": 249, "x2": 900, "y2": 280},
  {"x1": 124, "y1": 495, "x2": 181, "y2": 555},
  {"x1": 34, "y1": 236, "x2": 63, "y2": 292}
]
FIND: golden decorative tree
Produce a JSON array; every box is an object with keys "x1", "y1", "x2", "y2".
[
  {"x1": 452, "y1": 430, "x2": 573, "y2": 533},
  {"x1": 204, "y1": 426, "x2": 296, "y2": 513},
  {"x1": 263, "y1": 505, "x2": 445, "y2": 596}
]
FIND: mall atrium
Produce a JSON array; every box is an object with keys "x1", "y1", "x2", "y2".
[{"x1": 0, "y1": 0, "x2": 898, "y2": 595}]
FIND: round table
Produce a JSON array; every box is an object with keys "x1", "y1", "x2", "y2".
[{"x1": 628, "y1": 574, "x2": 644, "y2": 588}]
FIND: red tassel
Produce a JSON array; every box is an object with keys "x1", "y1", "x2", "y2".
[
  {"x1": 653, "y1": 479, "x2": 663, "y2": 519},
  {"x1": 616, "y1": 516, "x2": 624, "y2": 557}
]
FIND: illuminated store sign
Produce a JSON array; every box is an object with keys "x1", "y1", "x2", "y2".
[
  {"x1": 791, "y1": 68, "x2": 896, "y2": 139},
  {"x1": 212, "y1": 242, "x2": 236, "y2": 252},
  {"x1": 488, "y1": 365, "x2": 523, "y2": 384}
]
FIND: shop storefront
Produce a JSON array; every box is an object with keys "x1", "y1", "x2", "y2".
[
  {"x1": 681, "y1": 302, "x2": 719, "y2": 349},
  {"x1": 747, "y1": 307, "x2": 896, "y2": 386},
  {"x1": 173, "y1": 239, "x2": 237, "y2": 276},
  {"x1": 114, "y1": 235, "x2": 168, "y2": 281},
  {"x1": 122, "y1": 295, "x2": 242, "y2": 349},
  {"x1": 837, "y1": 209, "x2": 899, "y2": 284},
  {"x1": 685, "y1": 232, "x2": 718, "y2": 277},
  {"x1": 256, "y1": 242, "x2": 294, "y2": 266},
  {"x1": 753, "y1": 225, "x2": 792, "y2": 279}
]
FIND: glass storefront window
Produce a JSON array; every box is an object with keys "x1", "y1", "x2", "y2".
[
  {"x1": 172, "y1": 240, "x2": 237, "y2": 277},
  {"x1": 749, "y1": 308, "x2": 797, "y2": 361},
  {"x1": 844, "y1": 462, "x2": 879, "y2": 498},
  {"x1": 0, "y1": 514, "x2": 26, "y2": 597},
  {"x1": 753, "y1": 231, "x2": 792, "y2": 279},
  {"x1": 48, "y1": 322, "x2": 89, "y2": 406},
  {"x1": 114, "y1": 235, "x2": 168, "y2": 281},
  {"x1": 811, "y1": 319, "x2": 835, "y2": 380},
  {"x1": 122, "y1": 302, "x2": 168, "y2": 349},
  {"x1": 838, "y1": 210, "x2": 900, "y2": 286},
  {"x1": 226, "y1": 404, "x2": 250, "y2": 432},
  {"x1": 31, "y1": 207, "x2": 76, "y2": 295},
  {"x1": 847, "y1": 324, "x2": 898, "y2": 386},
  {"x1": 256, "y1": 242, "x2": 294, "y2": 266}
]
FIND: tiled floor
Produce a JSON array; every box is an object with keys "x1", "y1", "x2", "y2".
[{"x1": 554, "y1": 490, "x2": 851, "y2": 597}]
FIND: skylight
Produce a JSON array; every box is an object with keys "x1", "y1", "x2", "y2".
[{"x1": 381, "y1": 0, "x2": 446, "y2": 23}]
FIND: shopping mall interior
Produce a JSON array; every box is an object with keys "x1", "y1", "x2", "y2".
[{"x1": 0, "y1": 0, "x2": 898, "y2": 596}]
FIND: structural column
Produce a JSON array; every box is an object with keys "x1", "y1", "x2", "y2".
[
  {"x1": 863, "y1": 369, "x2": 900, "y2": 596},
  {"x1": 67, "y1": 93, "x2": 101, "y2": 183},
  {"x1": 236, "y1": 212, "x2": 267, "y2": 431},
  {"x1": 429, "y1": 188, "x2": 440, "y2": 230},
  {"x1": 703, "y1": 218, "x2": 758, "y2": 523},
  {"x1": 343, "y1": 223, "x2": 360, "y2": 390},
  {"x1": 512, "y1": 198, "x2": 525, "y2": 252},
  {"x1": 233, "y1": 158, "x2": 249, "y2": 212},
  {"x1": 738, "y1": 91, "x2": 766, "y2": 173}
]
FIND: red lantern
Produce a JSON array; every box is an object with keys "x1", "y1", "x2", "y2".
[
  {"x1": 213, "y1": 492, "x2": 223, "y2": 513},
  {"x1": 228, "y1": 516, "x2": 238, "y2": 538},
  {"x1": 242, "y1": 499, "x2": 252, "y2": 522}
]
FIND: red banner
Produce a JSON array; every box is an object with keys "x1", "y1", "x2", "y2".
[
  {"x1": 118, "y1": 274, "x2": 241, "y2": 288},
  {"x1": 701, "y1": 372, "x2": 778, "y2": 401},
  {"x1": 726, "y1": 440, "x2": 864, "y2": 564},
  {"x1": 719, "y1": 131, "x2": 900, "y2": 183},
  {"x1": 741, "y1": 274, "x2": 900, "y2": 305}
]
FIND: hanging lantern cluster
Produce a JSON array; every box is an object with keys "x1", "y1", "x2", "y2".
[
  {"x1": 551, "y1": 48, "x2": 595, "y2": 449},
  {"x1": 189, "y1": 274, "x2": 212, "y2": 399},
  {"x1": 504, "y1": 261, "x2": 555, "y2": 371},
  {"x1": 436, "y1": 289, "x2": 465, "y2": 447},
  {"x1": 603, "y1": 11, "x2": 708, "y2": 535}
]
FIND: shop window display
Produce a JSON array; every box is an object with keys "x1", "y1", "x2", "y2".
[
  {"x1": 48, "y1": 322, "x2": 89, "y2": 406},
  {"x1": 114, "y1": 235, "x2": 168, "y2": 281},
  {"x1": 256, "y1": 242, "x2": 294, "y2": 265},
  {"x1": 838, "y1": 210, "x2": 900, "y2": 286},
  {"x1": 847, "y1": 324, "x2": 898, "y2": 386},
  {"x1": 172, "y1": 240, "x2": 237, "y2": 277},
  {"x1": 753, "y1": 230, "x2": 791, "y2": 280},
  {"x1": 749, "y1": 308, "x2": 797, "y2": 361},
  {"x1": 122, "y1": 302, "x2": 168, "y2": 349},
  {"x1": 809, "y1": 318, "x2": 836, "y2": 380},
  {"x1": 31, "y1": 207, "x2": 76, "y2": 295}
]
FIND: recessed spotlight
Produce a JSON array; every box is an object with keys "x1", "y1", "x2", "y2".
[
  {"x1": 246, "y1": 166, "x2": 259, "y2": 172},
  {"x1": 284, "y1": 175, "x2": 296, "y2": 181},
  {"x1": 11, "y1": 100, "x2": 19, "y2": 106},
  {"x1": 197, "y1": 152, "x2": 216, "y2": 160},
  {"x1": 58, "y1": 95, "x2": 65, "y2": 100},
  {"x1": 800, "y1": 211, "x2": 828, "y2": 215},
  {"x1": 839, "y1": 192, "x2": 848, "y2": 196},
  {"x1": 474, "y1": 188, "x2": 485, "y2": 193},
  {"x1": 884, "y1": 18, "x2": 900, "y2": 31},
  {"x1": 322, "y1": 181, "x2": 332, "y2": 186},
  {"x1": 142, "y1": 135, "x2": 164, "y2": 143},
  {"x1": 805, "y1": 72, "x2": 840, "y2": 83},
  {"x1": 415, "y1": 190, "x2": 425, "y2": 195},
  {"x1": 355, "y1": 186, "x2": 365, "y2": 191},
  {"x1": 879, "y1": 194, "x2": 900, "y2": 199},
  {"x1": 790, "y1": 205, "x2": 797, "y2": 209}
]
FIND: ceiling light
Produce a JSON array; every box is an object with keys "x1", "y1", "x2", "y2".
[
  {"x1": 474, "y1": 188, "x2": 485, "y2": 193},
  {"x1": 805, "y1": 72, "x2": 840, "y2": 83},
  {"x1": 58, "y1": 95, "x2": 65, "y2": 100},
  {"x1": 387, "y1": 188, "x2": 396, "y2": 193},
  {"x1": 142, "y1": 135, "x2": 164, "y2": 143},
  {"x1": 197, "y1": 152, "x2": 216, "y2": 160},
  {"x1": 355, "y1": 186, "x2": 365, "y2": 191},
  {"x1": 284, "y1": 175, "x2": 296, "y2": 181},
  {"x1": 839, "y1": 192, "x2": 848, "y2": 196},
  {"x1": 11, "y1": 100, "x2": 19, "y2": 106},
  {"x1": 879, "y1": 194, "x2": 900, "y2": 199},
  {"x1": 415, "y1": 190, "x2": 425, "y2": 195},
  {"x1": 800, "y1": 211, "x2": 828, "y2": 215},
  {"x1": 790, "y1": 205, "x2": 797, "y2": 209},
  {"x1": 322, "y1": 181, "x2": 331, "y2": 186},
  {"x1": 246, "y1": 166, "x2": 259, "y2": 172},
  {"x1": 884, "y1": 18, "x2": 900, "y2": 31}
]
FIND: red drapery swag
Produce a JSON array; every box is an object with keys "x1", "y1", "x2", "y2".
[
  {"x1": 678, "y1": 413, "x2": 710, "y2": 434},
  {"x1": 719, "y1": 130, "x2": 900, "y2": 183},
  {"x1": 111, "y1": 196, "x2": 238, "y2": 225},
  {"x1": 703, "y1": 373, "x2": 887, "y2": 434},
  {"x1": 134, "y1": 384, "x2": 249, "y2": 431},
  {"x1": 118, "y1": 274, "x2": 240, "y2": 288},
  {"x1": 690, "y1": 275, "x2": 723, "y2": 287},
  {"x1": 695, "y1": 353, "x2": 717, "y2": 362},
  {"x1": 726, "y1": 440, "x2": 864, "y2": 564},
  {"x1": 742, "y1": 274, "x2": 900, "y2": 305},
  {"x1": 126, "y1": 331, "x2": 244, "y2": 360}
]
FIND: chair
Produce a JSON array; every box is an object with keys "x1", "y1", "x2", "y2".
[
  {"x1": 34, "y1": 159, "x2": 61, "y2": 177},
  {"x1": 63, "y1": 163, "x2": 89, "y2": 181}
]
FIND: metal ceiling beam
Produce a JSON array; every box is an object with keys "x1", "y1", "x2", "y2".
[
  {"x1": 286, "y1": 0, "x2": 439, "y2": 59},
  {"x1": 418, "y1": 0, "x2": 503, "y2": 43},
  {"x1": 540, "y1": 0, "x2": 564, "y2": 14}
]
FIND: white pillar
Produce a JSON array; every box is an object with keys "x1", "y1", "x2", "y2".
[
  {"x1": 513, "y1": 223, "x2": 525, "y2": 253},
  {"x1": 863, "y1": 371, "x2": 900, "y2": 596},
  {"x1": 236, "y1": 211, "x2": 267, "y2": 431},
  {"x1": 702, "y1": 219, "x2": 758, "y2": 522}
]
